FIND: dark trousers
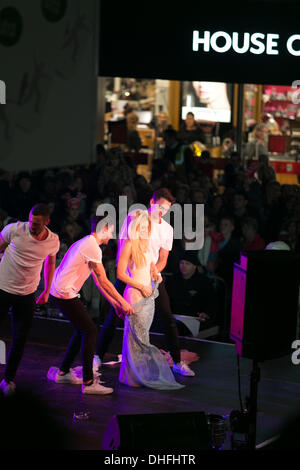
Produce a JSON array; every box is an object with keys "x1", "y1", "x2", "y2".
[
  {"x1": 96, "y1": 278, "x2": 181, "y2": 364},
  {"x1": 50, "y1": 295, "x2": 98, "y2": 383},
  {"x1": 0, "y1": 289, "x2": 35, "y2": 382}
]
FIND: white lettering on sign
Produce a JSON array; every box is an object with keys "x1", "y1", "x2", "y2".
[
  {"x1": 232, "y1": 32, "x2": 250, "y2": 54},
  {"x1": 286, "y1": 35, "x2": 300, "y2": 56},
  {"x1": 249, "y1": 33, "x2": 266, "y2": 54},
  {"x1": 210, "y1": 31, "x2": 232, "y2": 53},
  {"x1": 192, "y1": 30, "x2": 294, "y2": 56}
]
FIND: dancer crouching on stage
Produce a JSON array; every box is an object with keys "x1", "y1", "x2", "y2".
[
  {"x1": 48, "y1": 215, "x2": 133, "y2": 395},
  {"x1": 117, "y1": 210, "x2": 184, "y2": 390},
  {"x1": 0, "y1": 204, "x2": 60, "y2": 396}
]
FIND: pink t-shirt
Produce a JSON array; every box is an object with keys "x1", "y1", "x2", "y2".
[
  {"x1": 50, "y1": 235, "x2": 102, "y2": 299},
  {"x1": 0, "y1": 222, "x2": 59, "y2": 295}
]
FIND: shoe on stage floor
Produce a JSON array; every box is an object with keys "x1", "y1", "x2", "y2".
[
  {"x1": 47, "y1": 366, "x2": 83, "y2": 384},
  {"x1": 82, "y1": 378, "x2": 113, "y2": 395},
  {"x1": 173, "y1": 361, "x2": 195, "y2": 377},
  {"x1": 72, "y1": 362, "x2": 102, "y2": 381},
  {"x1": 0, "y1": 379, "x2": 16, "y2": 396}
]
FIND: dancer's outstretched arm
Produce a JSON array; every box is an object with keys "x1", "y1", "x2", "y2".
[
  {"x1": 94, "y1": 281, "x2": 125, "y2": 318},
  {"x1": 36, "y1": 254, "x2": 56, "y2": 304},
  {"x1": 89, "y1": 260, "x2": 134, "y2": 315}
]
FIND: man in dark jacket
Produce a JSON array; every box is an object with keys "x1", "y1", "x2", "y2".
[
  {"x1": 166, "y1": 251, "x2": 217, "y2": 335},
  {"x1": 163, "y1": 128, "x2": 195, "y2": 182}
]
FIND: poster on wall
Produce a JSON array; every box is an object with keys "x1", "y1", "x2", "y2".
[
  {"x1": 181, "y1": 81, "x2": 232, "y2": 123},
  {"x1": 0, "y1": 0, "x2": 97, "y2": 170}
]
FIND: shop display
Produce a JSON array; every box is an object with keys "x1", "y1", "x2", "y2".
[
  {"x1": 244, "y1": 84, "x2": 258, "y2": 129},
  {"x1": 181, "y1": 81, "x2": 232, "y2": 123},
  {"x1": 262, "y1": 85, "x2": 299, "y2": 124}
]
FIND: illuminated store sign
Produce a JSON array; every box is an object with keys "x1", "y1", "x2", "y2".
[
  {"x1": 193, "y1": 30, "x2": 300, "y2": 56},
  {"x1": 99, "y1": 3, "x2": 300, "y2": 84}
]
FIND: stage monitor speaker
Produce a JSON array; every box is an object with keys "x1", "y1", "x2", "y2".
[
  {"x1": 230, "y1": 250, "x2": 300, "y2": 361},
  {"x1": 102, "y1": 411, "x2": 211, "y2": 450}
]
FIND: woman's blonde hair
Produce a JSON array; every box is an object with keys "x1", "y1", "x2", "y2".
[
  {"x1": 128, "y1": 211, "x2": 151, "y2": 269},
  {"x1": 252, "y1": 123, "x2": 267, "y2": 138}
]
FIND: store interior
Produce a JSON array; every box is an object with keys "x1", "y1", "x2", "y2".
[{"x1": 98, "y1": 78, "x2": 300, "y2": 186}]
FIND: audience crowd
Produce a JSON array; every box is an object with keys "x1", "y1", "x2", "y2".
[{"x1": 1, "y1": 128, "x2": 300, "y2": 342}]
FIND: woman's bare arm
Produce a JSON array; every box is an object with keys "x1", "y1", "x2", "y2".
[{"x1": 117, "y1": 240, "x2": 152, "y2": 297}]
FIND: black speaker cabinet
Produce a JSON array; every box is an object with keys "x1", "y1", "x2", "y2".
[
  {"x1": 102, "y1": 411, "x2": 211, "y2": 450},
  {"x1": 230, "y1": 250, "x2": 300, "y2": 361}
]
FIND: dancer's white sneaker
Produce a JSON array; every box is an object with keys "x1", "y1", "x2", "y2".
[
  {"x1": 173, "y1": 361, "x2": 195, "y2": 377},
  {"x1": 81, "y1": 378, "x2": 113, "y2": 395},
  {"x1": 47, "y1": 367, "x2": 83, "y2": 384},
  {"x1": 72, "y1": 362, "x2": 102, "y2": 382}
]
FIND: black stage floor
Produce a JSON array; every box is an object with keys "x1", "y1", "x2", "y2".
[{"x1": 1, "y1": 318, "x2": 300, "y2": 450}]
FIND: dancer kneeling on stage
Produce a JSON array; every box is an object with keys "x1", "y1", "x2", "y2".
[
  {"x1": 48, "y1": 215, "x2": 133, "y2": 395},
  {"x1": 117, "y1": 210, "x2": 184, "y2": 390}
]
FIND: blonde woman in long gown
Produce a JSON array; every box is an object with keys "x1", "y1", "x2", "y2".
[{"x1": 117, "y1": 211, "x2": 184, "y2": 390}]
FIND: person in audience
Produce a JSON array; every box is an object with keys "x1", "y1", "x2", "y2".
[
  {"x1": 278, "y1": 218, "x2": 299, "y2": 251},
  {"x1": 134, "y1": 175, "x2": 153, "y2": 206},
  {"x1": 149, "y1": 111, "x2": 170, "y2": 143},
  {"x1": 241, "y1": 217, "x2": 266, "y2": 250},
  {"x1": 262, "y1": 181, "x2": 285, "y2": 244},
  {"x1": 39, "y1": 177, "x2": 58, "y2": 204},
  {"x1": 210, "y1": 194, "x2": 226, "y2": 222},
  {"x1": 197, "y1": 216, "x2": 224, "y2": 273},
  {"x1": 63, "y1": 198, "x2": 88, "y2": 238},
  {"x1": 10, "y1": 173, "x2": 39, "y2": 221},
  {"x1": 229, "y1": 191, "x2": 262, "y2": 239},
  {"x1": 196, "y1": 150, "x2": 214, "y2": 179},
  {"x1": 256, "y1": 153, "x2": 277, "y2": 188},
  {"x1": 163, "y1": 128, "x2": 196, "y2": 182},
  {"x1": 178, "y1": 112, "x2": 205, "y2": 146},
  {"x1": 190, "y1": 188, "x2": 206, "y2": 205},
  {"x1": 246, "y1": 123, "x2": 269, "y2": 159},
  {"x1": 0, "y1": 169, "x2": 12, "y2": 215},
  {"x1": 97, "y1": 148, "x2": 136, "y2": 198},
  {"x1": 214, "y1": 216, "x2": 242, "y2": 339},
  {"x1": 124, "y1": 104, "x2": 142, "y2": 152},
  {"x1": 215, "y1": 217, "x2": 242, "y2": 286},
  {"x1": 166, "y1": 251, "x2": 217, "y2": 336},
  {"x1": 223, "y1": 152, "x2": 244, "y2": 190}
]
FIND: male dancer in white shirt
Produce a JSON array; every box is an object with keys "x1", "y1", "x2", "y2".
[
  {"x1": 48, "y1": 214, "x2": 134, "y2": 395},
  {"x1": 95, "y1": 188, "x2": 195, "y2": 377},
  {"x1": 0, "y1": 204, "x2": 60, "y2": 396}
]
